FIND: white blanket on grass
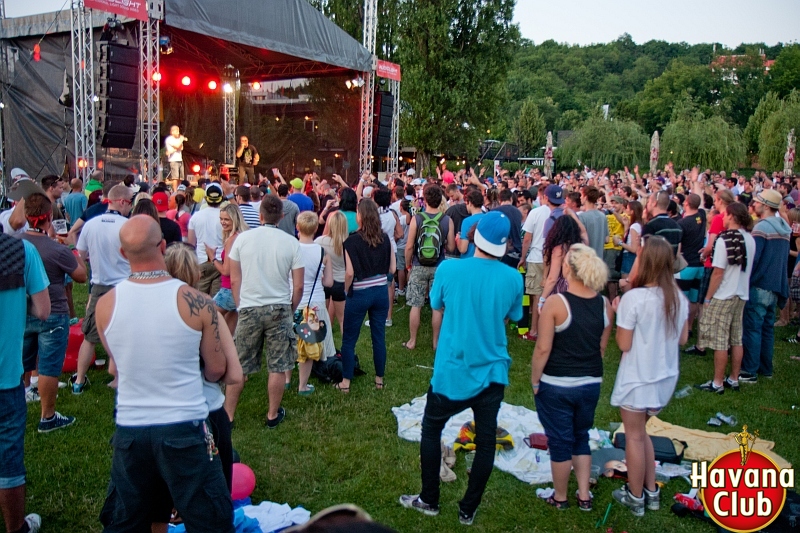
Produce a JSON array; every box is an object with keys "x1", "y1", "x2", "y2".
[{"x1": 392, "y1": 395, "x2": 612, "y2": 485}]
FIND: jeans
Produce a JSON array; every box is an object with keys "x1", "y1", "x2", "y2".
[
  {"x1": 420, "y1": 383, "x2": 504, "y2": 516},
  {"x1": 0, "y1": 383, "x2": 26, "y2": 489},
  {"x1": 22, "y1": 313, "x2": 70, "y2": 377},
  {"x1": 534, "y1": 381, "x2": 601, "y2": 462},
  {"x1": 341, "y1": 285, "x2": 389, "y2": 380},
  {"x1": 742, "y1": 287, "x2": 778, "y2": 376}
]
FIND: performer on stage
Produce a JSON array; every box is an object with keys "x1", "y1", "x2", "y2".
[
  {"x1": 165, "y1": 125, "x2": 187, "y2": 185},
  {"x1": 236, "y1": 136, "x2": 260, "y2": 185}
]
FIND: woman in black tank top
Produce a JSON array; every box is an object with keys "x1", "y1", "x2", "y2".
[{"x1": 531, "y1": 244, "x2": 612, "y2": 511}]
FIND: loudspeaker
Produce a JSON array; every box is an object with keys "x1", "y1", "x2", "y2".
[
  {"x1": 372, "y1": 91, "x2": 394, "y2": 157},
  {"x1": 97, "y1": 43, "x2": 139, "y2": 149}
]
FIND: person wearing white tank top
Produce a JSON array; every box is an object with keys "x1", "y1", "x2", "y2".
[{"x1": 94, "y1": 216, "x2": 235, "y2": 533}]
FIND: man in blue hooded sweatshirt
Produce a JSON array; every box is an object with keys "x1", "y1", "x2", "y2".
[{"x1": 740, "y1": 189, "x2": 790, "y2": 384}]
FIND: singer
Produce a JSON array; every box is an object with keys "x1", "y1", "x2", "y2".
[{"x1": 165, "y1": 125, "x2": 186, "y2": 185}]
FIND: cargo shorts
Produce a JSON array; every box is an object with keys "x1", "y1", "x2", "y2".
[{"x1": 234, "y1": 304, "x2": 296, "y2": 374}]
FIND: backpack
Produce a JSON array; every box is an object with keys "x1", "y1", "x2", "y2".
[{"x1": 415, "y1": 212, "x2": 444, "y2": 266}]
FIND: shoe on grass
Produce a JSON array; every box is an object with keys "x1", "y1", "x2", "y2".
[
  {"x1": 613, "y1": 484, "x2": 645, "y2": 517},
  {"x1": 266, "y1": 407, "x2": 286, "y2": 429},
  {"x1": 298, "y1": 384, "x2": 315, "y2": 396},
  {"x1": 25, "y1": 513, "x2": 42, "y2": 533},
  {"x1": 738, "y1": 371, "x2": 758, "y2": 384},
  {"x1": 576, "y1": 490, "x2": 592, "y2": 511},
  {"x1": 69, "y1": 374, "x2": 90, "y2": 395},
  {"x1": 458, "y1": 508, "x2": 476, "y2": 525},
  {"x1": 724, "y1": 377, "x2": 740, "y2": 392},
  {"x1": 25, "y1": 386, "x2": 40, "y2": 403},
  {"x1": 644, "y1": 486, "x2": 660, "y2": 511},
  {"x1": 38, "y1": 412, "x2": 76, "y2": 433},
  {"x1": 399, "y1": 494, "x2": 439, "y2": 516},
  {"x1": 683, "y1": 345, "x2": 706, "y2": 356},
  {"x1": 695, "y1": 380, "x2": 723, "y2": 395}
]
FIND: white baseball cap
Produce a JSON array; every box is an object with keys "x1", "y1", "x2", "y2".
[{"x1": 10, "y1": 168, "x2": 30, "y2": 182}]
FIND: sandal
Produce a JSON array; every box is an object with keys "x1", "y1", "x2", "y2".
[
  {"x1": 375, "y1": 378, "x2": 385, "y2": 390},
  {"x1": 298, "y1": 384, "x2": 315, "y2": 396},
  {"x1": 576, "y1": 491, "x2": 593, "y2": 512},
  {"x1": 333, "y1": 382, "x2": 350, "y2": 394},
  {"x1": 544, "y1": 496, "x2": 569, "y2": 510}
]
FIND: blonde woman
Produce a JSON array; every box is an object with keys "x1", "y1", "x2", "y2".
[
  {"x1": 207, "y1": 203, "x2": 248, "y2": 334},
  {"x1": 532, "y1": 244, "x2": 612, "y2": 511},
  {"x1": 315, "y1": 210, "x2": 348, "y2": 336}
]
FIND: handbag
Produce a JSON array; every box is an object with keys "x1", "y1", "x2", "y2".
[
  {"x1": 613, "y1": 432, "x2": 686, "y2": 464},
  {"x1": 523, "y1": 433, "x2": 548, "y2": 450},
  {"x1": 293, "y1": 249, "x2": 328, "y2": 344}
]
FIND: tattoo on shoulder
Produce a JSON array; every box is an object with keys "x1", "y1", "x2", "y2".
[{"x1": 182, "y1": 289, "x2": 222, "y2": 348}]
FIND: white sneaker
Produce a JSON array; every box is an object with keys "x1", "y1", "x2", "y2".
[
  {"x1": 364, "y1": 320, "x2": 370, "y2": 327},
  {"x1": 386, "y1": 319, "x2": 393, "y2": 327},
  {"x1": 25, "y1": 387, "x2": 40, "y2": 403},
  {"x1": 25, "y1": 513, "x2": 42, "y2": 533}
]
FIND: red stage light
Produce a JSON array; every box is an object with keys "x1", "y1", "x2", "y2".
[
  {"x1": 77, "y1": 158, "x2": 88, "y2": 169},
  {"x1": 97, "y1": 160, "x2": 104, "y2": 170},
  {"x1": 181, "y1": 75, "x2": 192, "y2": 86},
  {"x1": 208, "y1": 80, "x2": 218, "y2": 90},
  {"x1": 192, "y1": 164, "x2": 201, "y2": 173},
  {"x1": 252, "y1": 82, "x2": 261, "y2": 90},
  {"x1": 152, "y1": 71, "x2": 162, "y2": 82},
  {"x1": 33, "y1": 43, "x2": 41, "y2": 62}
]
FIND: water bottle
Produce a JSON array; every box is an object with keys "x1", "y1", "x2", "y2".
[
  {"x1": 716, "y1": 412, "x2": 737, "y2": 426},
  {"x1": 674, "y1": 385, "x2": 693, "y2": 399}
]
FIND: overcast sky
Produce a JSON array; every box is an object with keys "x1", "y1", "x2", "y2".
[{"x1": 6, "y1": 0, "x2": 800, "y2": 48}]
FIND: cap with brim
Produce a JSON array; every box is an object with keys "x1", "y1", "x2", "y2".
[
  {"x1": 610, "y1": 195, "x2": 624, "y2": 204},
  {"x1": 205, "y1": 183, "x2": 224, "y2": 204},
  {"x1": 545, "y1": 185, "x2": 564, "y2": 205},
  {"x1": 755, "y1": 189, "x2": 782, "y2": 210},
  {"x1": 8, "y1": 179, "x2": 46, "y2": 201},
  {"x1": 10, "y1": 168, "x2": 30, "y2": 182},
  {"x1": 290, "y1": 178, "x2": 304, "y2": 189},
  {"x1": 474, "y1": 211, "x2": 510, "y2": 258}
]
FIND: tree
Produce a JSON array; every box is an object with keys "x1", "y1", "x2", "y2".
[
  {"x1": 718, "y1": 51, "x2": 770, "y2": 129},
  {"x1": 558, "y1": 115, "x2": 649, "y2": 169},
  {"x1": 661, "y1": 98, "x2": 746, "y2": 170},
  {"x1": 744, "y1": 92, "x2": 782, "y2": 154},
  {"x1": 758, "y1": 97, "x2": 800, "y2": 171},
  {"x1": 770, "y1": 45, "x2": 800, "y2": 98},
  {"x1": 512, "y1": 99, "x2": 546, "y2": 156},
  {"x1": 397, "y1": 0, "x2": 519, "y2": 170}
]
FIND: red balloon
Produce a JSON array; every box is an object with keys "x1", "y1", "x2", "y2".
[{"x1": 231, "y1": 463, "x2": 256, "y2": 500}]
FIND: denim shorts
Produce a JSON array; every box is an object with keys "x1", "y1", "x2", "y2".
[
  {"x1": 213, "y1": 288, "x2": 236, "y2": 312},
  {"x1": 0, "y1": 383, "x2": 26, "y2": 489},
  {"x1": 324, "y1": 281, "x2": 346, "y2": 302},
  {"x1": 534, "y1": 381, "x2": 601, "y2": 462},
  {"x1": 23, "y1": 313, "x2": 70, "y2": 377}
]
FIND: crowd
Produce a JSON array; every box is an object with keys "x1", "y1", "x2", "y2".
[{"x1": 0, "y1": 158, "x2": 796, "y2": 531}]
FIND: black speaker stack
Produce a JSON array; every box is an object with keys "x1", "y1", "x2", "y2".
[
  {"x1": 97, "y1": 43, "x2": 139, "y2": 149},
  {"x1": 372, "y1": 90, "x2": 394, "y2": 157}
]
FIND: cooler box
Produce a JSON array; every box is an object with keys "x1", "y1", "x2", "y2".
[{"x1": 62, "y1": 319, "x2": 95, "y2": 373}]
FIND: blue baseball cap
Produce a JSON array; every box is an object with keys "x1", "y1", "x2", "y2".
[
  {"x1": 474, "y1": 211, "x2": 510, "y2": 258},
  {"x1": 545, "y1": 184, "x2": 564, "y2": 205}
]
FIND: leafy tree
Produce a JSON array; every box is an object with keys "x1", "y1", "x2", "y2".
[
  {"x1": 770, "y1": 45, "x2": 800, "y2": 98},
  {"x1": 512, "y1": 99, "x2": 546, "y2": 156},
  {"x1": 718, "y1": 52, "x2": 770, "y2": 129},
  {"x1": 758, "y1": 97, "x2": 800, "y2": 171},
  {"x1": 744, "y1": 92, "x2": 782, "y2": 154},
  {"x1": 555, "y1": 109, "x2": 583, "y2": 131},
  {"x1": 558, "y1": 116, "x2": 649, "y2": 169}
]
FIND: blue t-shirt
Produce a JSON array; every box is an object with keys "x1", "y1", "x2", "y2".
[
  {"x1": 429, "y1": 257, "x2": 523, "y2": 400},
  {"x1": 459, "y1": 213, "x2": 484, "y2": 259},
  {"x1": 64, "y1": 191, "x2": 88, "y2": 224},
  {"x1": 287, "y1": 193, "x2": 314, "y2": 213},
  {"x1": 0, "y1": 240, "x2": 49, "y2": 390}
]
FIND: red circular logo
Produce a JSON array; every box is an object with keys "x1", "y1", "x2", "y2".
[{"x1": 701, "y1": 450, "x2": 787, "y2": 532}]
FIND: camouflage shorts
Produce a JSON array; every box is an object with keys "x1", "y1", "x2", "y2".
[
  {"x1": 234, "y1": 305, "x2": 296, "y2": 374},
  {"x1": 406, "y1": 265, "x2": 438, "y2": 308}
]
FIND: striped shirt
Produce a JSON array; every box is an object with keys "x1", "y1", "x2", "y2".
[{"x1": 238, "y1": 203, "x2": 261, "y2": 230}]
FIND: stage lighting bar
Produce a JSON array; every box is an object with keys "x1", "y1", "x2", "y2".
[{"x1": 181, "y1": 75, "x2": 192, "y2": 86}]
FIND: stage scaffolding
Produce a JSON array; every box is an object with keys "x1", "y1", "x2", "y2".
[{"x1": 71, "y1": 0, "x2": 96, "y2": 181}]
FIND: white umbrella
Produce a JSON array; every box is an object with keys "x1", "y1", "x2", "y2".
[
  {"x1": 543, "y1": 131, "x2": 553, "y2": 179},
  {"x1": 650, "y1": 131, "x2": 660, "y2": 175},
  {"x1": 785, "y1": 129, "x2": 796, "y2": 177}
]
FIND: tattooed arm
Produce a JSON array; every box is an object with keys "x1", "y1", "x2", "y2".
[{"x1": 178, "y1": 285, "x2": 227, "y2": 382}]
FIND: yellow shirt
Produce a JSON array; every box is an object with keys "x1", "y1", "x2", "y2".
[
  {"x1": 193, "y1": 187, "x2": 206, "y2": 205},
  {"x1": 605, "y1": 213, "x2": 624, "y2": 250}
]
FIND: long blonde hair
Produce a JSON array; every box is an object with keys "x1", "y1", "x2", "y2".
[
  {"x1": 165, "y1": 243, "x2": 201, "y2": 287},
  {"x1": 326, "y1": 210, "x2": 348, "y2": 257},
  {"x1": 221, "y1": 203, "x2": 248, "y2": 240}
]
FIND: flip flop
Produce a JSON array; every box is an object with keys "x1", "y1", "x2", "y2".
[
  {"x1": 402, "y1": 342, "x2": 415, "y2": 350},
  {"x1": 375, "y1": 379, "x2": 385, "y2": 390},
  {"x1": 334, "y1": 382, "x2": 350, "y2": 394}
]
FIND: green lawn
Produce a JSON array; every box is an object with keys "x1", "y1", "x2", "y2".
[{"x1": 23, "y1": 283, "x2": 800, "y2": 532}]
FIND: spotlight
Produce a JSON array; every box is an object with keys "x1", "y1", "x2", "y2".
[
  {"x1": 275, "y1": 116, "x2": 280, "y2": 121},
  {"x1": 159, "y1": 36, "x2": 173, "y2": 55},
  {"x1": 97, "y1": 160, "x2": 104, "y2": 169},
  {"x1": 91, "y1": 94, "x2": 99, "y2": 102},
  {"x1": 354, "y1": 77, "x2": 365, "y2": 88},
  {"x1": 192, "y1": 164, "x2": 201, "y2": 173},
  {"x1": 0, "y1": 102, "x2": 5, "y2": 109},
  {"x1": 152, "y1": 71, "x2": 162, "y2": 82},
  {"x1": 181, "y1": 76, "x2": 191, "y2": 86},
  {"x1": 222, "y1": 83, "x2": 233, "y2": 93},
  {"x1": 345, "y1": 80, "x2": 353, "y2": 89},
  {"x1": 207, "y1": 80, "x2": 217, "y2": 90},
  {"x1": 77, "y1": 158, "x2": 88, "y2": 169},
  {"x1": 252, "y1": 81, "x2": 261, "y2": 90}
]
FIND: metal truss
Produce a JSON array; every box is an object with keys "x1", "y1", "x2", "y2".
[
  {"x1": 71, "y1": 1, "x2": 96, "y2": 181},
  {"x1": 223, "y1": 67, "x2": 239, "y2": 165},
  {"x1": 387, "y1": 78, "x2": 400, "y2": 174},
  {"x1": 358, "y1": 0, "x2": 378, "y2": 177},
  {"x1": 0, "y1": 0, "x2": 6, "y2": 186},
  {"x1": 139, "y1": 0, "x2": 163, "y2": 183}
]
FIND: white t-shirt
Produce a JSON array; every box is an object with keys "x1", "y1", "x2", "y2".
[
  {"x1": 298, "y1": 242, "x2": 326, "y2": 304},
  {"x1": 711, "y1": 229, "x2": 755, "y2": 301},
  {"x1": 0, "y1": 209, "x2": 28, "y2": 236},
  {"x1": 315, "y1": 235, "x2": 346, "y2": 283},
  {"x1": 626, "y1": 222, "x2": 642, "y2": 247},
  {"x1": 165, "y1": 135, "x2": 183, "y2": 163},
  {"x1": 522, "y1": 204, "x2": 551, "y2": 263},
  {"x1": 188, "y1": 207, "x2": 223, "y2": 264},
  {"x1": 75, "y1": 212, "x2": 130, "y2": 286},
  {"x1": 229, "y1": 225, "x2": 303, "y2": 309},
  {"x1": 379, "y1": 209, "x2": 398, "y2": 253},
  {"x1": 610, "y1": 286, "x2": 689, "y2": 409}
]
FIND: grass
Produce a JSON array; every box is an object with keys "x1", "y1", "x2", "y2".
[{"x1": 23, "y1": 283, "x2": 800, "y2": 532}]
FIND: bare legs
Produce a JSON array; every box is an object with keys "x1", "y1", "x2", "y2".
[
  {"x1": 405, "y1": 307, "x2": 442, "y2": 351},
  {"x1": 549, "y1": 455, "x2": 592, "y2": 502},
  {"x1": 298, "y1": 361, "x2": 313, "y2": 392},
  {"x1": 713, "y1": 345, "x2": 743, "y2": 385},
  {"x1": 0, "y1": 485, "x2": 26, "y2": 533},
  {"x1": 74, "y1": 340, "x2": 94, "y2": 385},
  {"x1": 620, "y1": 409, "x2": 656, "y2": 498}
]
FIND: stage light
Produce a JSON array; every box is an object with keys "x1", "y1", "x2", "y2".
[
  {"x1": 334, "y1": 153, "x2": 340, "y2": 158},
  {"x1": 0, "y1": 102, "x2": 5, "y2": 109},
  {"x1": 304, "y1": 116, "x2": 309, "y2": 121},
  {"x1": 91, "y1": 95, "x2": 99, "y2": 102},
  {"x1": 181, "y1": 76, "x2": 191, "y2": 86},
  {"x1": 152, "y1": 71, "x2": 162, "y2": 82},
  {"x1": 192, "y1": 164, "x2": 201, "y2": 173},
  {"x1": 97, "y1": 160, "x2": 104, "y2": 170},
  {"x1": 208, "y1": 80, "x2": 217, "y2": 90},
  {"x1": 33, "y1": 43, "x2": 41, "y2": 62},
  {"x1": 275, "y1": 116, "x2": 280, "y2": 121},
  {"x1": 345, "y1": 80, "x2": 353, "y2": 89},
  {"x1": 159, "y1": 36, "x2": 173, "y2": 55},
  {"x1": 77, "y1": 158, "x2": 88, "y2": 169},
  {"x1": 252, "y1": 82, "x2": 261, "y2": 90},
  {"x1": 222, "y1": 83, "x2": 233, "y2": 93}
]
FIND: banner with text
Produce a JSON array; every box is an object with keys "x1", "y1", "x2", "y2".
[
  {"x1": 376, "y1": 60, "x2": 401, "y2": 82},
  {"x1": 85, "y1": 0, "x2": 149, "y2": 22}
]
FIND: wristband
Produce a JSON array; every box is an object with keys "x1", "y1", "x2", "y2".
[
  {"x1": 532, "y1": 383, "x2": 540, "y2": 390},
  {"x1": 538, "y1": 297, "x2": 546, "y2": 303},
  {"x1": 704, "y1": 299, "x2": 711, "y2": 304}
]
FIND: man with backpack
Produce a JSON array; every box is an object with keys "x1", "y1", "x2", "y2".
[{"x1": 403, "y1": 185, "x2": 455, "y2": 351}]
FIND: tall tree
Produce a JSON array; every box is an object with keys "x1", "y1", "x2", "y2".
[
  {"x1": 558, "y1": 115, "x2": 649, "y2": 169},
  {"x1": 770, "y1": 45, "x2": 800, "y2": 98},
  {"x1": 744, "y1": 92, "x2": 782, "y2": 155},
  {"x1": 512, "y1": 99, "x2": 546, "y2": 157},
  {"x1": 758, "y1": 95, "x2": 800, "y2": 171},
  {"x1": 718, "y1": 51, "x2": 770, "y2": 129}
]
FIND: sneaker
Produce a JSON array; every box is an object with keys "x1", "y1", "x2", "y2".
[
  {"x1": 385, "y1": 319, "x2": 393, "y2": 327},
  {"x1": 694, "y1": 380, "x2": 723, "y2": 395},
  {"x1": 364, "y1": 320, "x2": 370, "y2": 327},
  {"x1": 738, "y1": 371, "x2": 758, "y2": 384},
  {"x1": 683, "y1": 345, "x2": 706, "y2": 356},
  {"x1": 298, "y1": 385, "x2": 315, "y2": 397},
  {"x1": 38, "y1": 412, "x2": 76, "y2": 433},
  {"x1": 612, "y1": 484, "x2": 645, "y2": 517},
  {"x1": 543, "y1": 495, "x2": 570, "y2": 510},
  {"x1": 399, "y1": 494, "x2": 439, "y2": 516},
  {"x1": 25, "y1": 387, "x2": 40, "y2": 403},
  {"x1": 724, "y1": 377, "x2": 740, "y2": 392},
  {"x1": 760, "y1": 373, "x2": 773, "y2": 379},
  {"x1": 458, "y1": 508, "x2": 476, "y2": 525},
  {"x1": 25, "y1": 513, "x2": 42, "y2": 533},
  {"x1": 69, "y1": 317, "x2": 80, "y2": 326},
  {"x1": 396, "y1": 289, "x2": 406, "y2": 296},
  {"x1": 519, "y1": 332, "x2": 537, "y2": 342},
  {"x1": 69, "y1": 374, "x2": 90, "y2": 395},
  {"x1": 58, "y1": 381, "x2": 67, "y2": 389},
  {"x1": 643, "y1": 486, "x2": 660, "y2": 511},
  {"x1": 266, "y1": 407, "x2": 286, "y2": 429}
]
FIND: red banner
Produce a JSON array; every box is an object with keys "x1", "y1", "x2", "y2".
[
  {"x1": 376, "y1": 60, "x2": 401, "y2": 82},
  {"x1": 85, "y1": 0, "x2": 149, "y2": 22}
]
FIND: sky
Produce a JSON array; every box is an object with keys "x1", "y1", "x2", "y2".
[{"x1": 6, "y1": 0, "x2": 800, "y2": 49}]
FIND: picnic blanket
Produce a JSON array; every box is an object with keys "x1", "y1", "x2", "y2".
[
  {"x1": 169, "y1": 502, "x2": 311, "y2": 533},
  {"x1": 392, "y1": 395, "x2": 613, "y2": 485}
]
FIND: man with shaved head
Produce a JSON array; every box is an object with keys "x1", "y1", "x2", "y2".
[
  {"x1": 71, "y1": 185, "x2": 133, "y2": 394},
  {"x1": 94, "y1": 216, "x2": 234, "y2": 532}
]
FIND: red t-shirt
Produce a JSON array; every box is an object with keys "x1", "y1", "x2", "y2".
[{"x1": 704, "y1": 214, "x2": 724, "y2": 268}]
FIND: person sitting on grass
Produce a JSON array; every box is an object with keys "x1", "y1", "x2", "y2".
[{"x1": 531, "y1": 244, "x2": 612, "y2": 511}]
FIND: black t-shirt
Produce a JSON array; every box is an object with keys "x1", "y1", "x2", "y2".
[
  {"x1": 493, "y1": 204, "x2": 523, "y2": 266},
  {"x1": 159, "y1": 217, "x2": 183, "y2": 246},
  {"x1": 343, "y1": 231, "x2": 391, "y2": 281},
  {"x1": 237, "y1": 145, "x2": 258, "y2": 167},
  {"x1": 677, "y1": 210, "x2": 706, "y2": 267},
  {"x1": 643, "y1": 214, "x2": 683, "y2": 256},
  {"x1": 444, "y1": 203, "x2": 470, "y2": 257},
  {"x1": 738, "y1": 191, "x2": 753, "y2": 206},
  {"x1": 80, "y1": 202, "x2": 108, "y2": 222}
]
